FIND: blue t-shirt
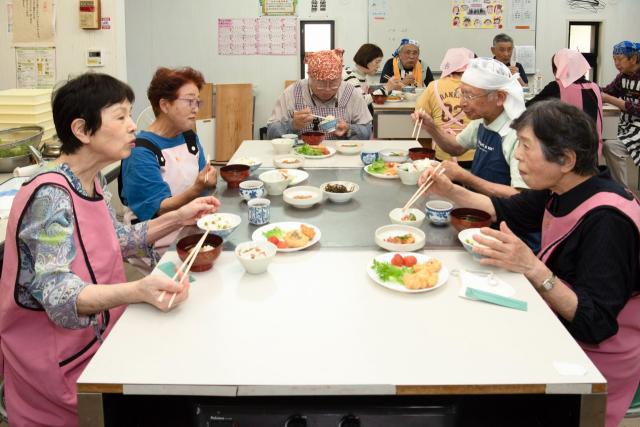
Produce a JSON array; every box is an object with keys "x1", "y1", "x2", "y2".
[{"x1": 121, "y1": 130, "x2": 205, "y2": 220}]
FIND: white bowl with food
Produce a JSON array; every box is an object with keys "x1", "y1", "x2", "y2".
[
  {"x1": 258, "y1": 170, "x2": 290, "y2": 196},
  {"x1": 379, "y1": 149, "x2": 409, "y2": 163},
  {"x1": 388, "y1": 208, "x2": 426, "y2": 227},
  {"x1": 396, "y1": 162, "x2": 420, "y2": 185},
  {"x1": 374, "y1": 224, "x2": 426, "y2": 252},
  {"x1": 273, "y1": 154, "x2": 305, "y2": 169},
  {"x1": 413, "y1": 158, "x2": 438, "y2": 173},
  {"x1": 196, "y1": 213, "x2": 242, "y2": 238},
  {"x1": 282, "y1": 185, "x2": 323, "y2": 209},
  {"x1": 320, "y1": 181, "x2": 359, "y2": 203},
  {"x1": 335, "y1": 141, "x2": 363, "y2": 155},
  {"x1": 234, "y1": 240, "x2": 277, "y2": 274},
  {"x1": 271, "y1": 138, "x2": 295, "y2": 154},
  {"x1": 233, "y1": 156, "x2": 262, "y2": 173},
  {"x1": 458, "y1": 228, "x2": 500, "y2": 261}
]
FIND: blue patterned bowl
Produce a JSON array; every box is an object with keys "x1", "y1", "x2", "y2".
[{"x1": 425, "y1": 200, "x2": 453, "y2": 226}]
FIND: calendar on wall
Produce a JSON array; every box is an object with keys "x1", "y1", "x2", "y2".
[{"x1": 218, "y1": 17, "x2": 298, "y2": 56}]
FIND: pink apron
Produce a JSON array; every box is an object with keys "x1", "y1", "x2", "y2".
[
  {"x1": 293, "y1": 81, "x2": 355, "y2": 140},
  {"x1": 558, "y1": 81, "x2": 603, "y2": 157},
  {"x1": 0, "y1": 172, "x2": 127, "y2": 426},
  {"x1": 539, "y1": 190, "x2": 640, "y2": 427},
  {"x1": 124, "y1": 139, "x2": 200, "y2": 249}
]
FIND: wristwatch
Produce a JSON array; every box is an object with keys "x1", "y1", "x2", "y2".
[{"x1": 538, "y1": 274, "x2": 556, "y2": 292}]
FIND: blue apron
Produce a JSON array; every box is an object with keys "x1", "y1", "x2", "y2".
[{"x1": 470, "y1": 124, "x2": 511, "y2": 186}]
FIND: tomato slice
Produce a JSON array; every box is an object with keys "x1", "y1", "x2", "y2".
[
  {"x1": 391, "y1": 253, "x2": 404, "y2": 267},
  {"x1": 403, "y1": 255, "x2": 417, "y2": 267},
  {"x1": 267, "y1": 236, "x2": 280, "y2": 246}
]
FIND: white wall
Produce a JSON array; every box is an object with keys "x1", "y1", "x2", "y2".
[
  {"x1": 0, "y1": 0, "x2": 127, "y2": 89},
  {"x1": 535, "y1": 0, "x2": 640, "y2": 86},
  {"x1": 124, "y1": 0, "x2": 368, "y2": 137}
]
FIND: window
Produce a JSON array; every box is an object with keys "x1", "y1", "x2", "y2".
[
  {"x1": 299, "y1": 20, "x2": 335, "y2": 79},
  {"x1": 568, "y1": 21, "x2": 600, "y2": 82}
]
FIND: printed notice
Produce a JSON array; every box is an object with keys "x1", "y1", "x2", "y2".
[
  {"x1": 15, "y1": 47, "x2": 56, "y2": 88},
  {"x1": 261, "y1": 0, "x2": 297, "y2": 16},
  {"x1": 13, "y1": 0, "x2": 55, "y2": 42},
  {"x1": 218, "y1": 17, "x2": 297, "y2": 56},
  {"x1": 510, "y1": 0, "x2": 536, "y2": 29},
  {"x1": 515, "y1": 45, "x2": 535, "y2": 73},
  {"x1": 369, "y1": 0, "x2": 388, "y2": 20}
]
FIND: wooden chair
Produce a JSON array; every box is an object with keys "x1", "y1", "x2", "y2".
[{"x1": 214, "y1": 84, "x2": 253, "y2": 162}]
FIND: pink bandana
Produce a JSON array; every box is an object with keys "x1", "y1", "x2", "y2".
[
  {"x1": 305, "y1": 49, "x2": 344, "y2": 80},
  {"x1": 440, "y1": 48, "x2": 475, "y2": 78},
  {"x1": 553, "y1": 48, "x2": 591, "y2": 89}
]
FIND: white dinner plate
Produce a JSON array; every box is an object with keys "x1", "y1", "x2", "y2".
[
  {"x1": 363, "y1": 163, "x2": 400, "y2": 179},
  {"x1": 274, "y1": 168, "x2": 309, "y2": 186},
  {"x1": 367, "y1": 252, "x2": 449, "y2": 293},
  {"x1": 294, "y1": 146, "x2": 336, "y2": 159},
  {"x1": 252, "y1": 221, "x2": 321, "y2": 252}
]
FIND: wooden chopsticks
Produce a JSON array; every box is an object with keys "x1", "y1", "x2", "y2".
[
  {"x1": 412, "y1": 108, "x2": 424, "y2": 140},
  {"x1": 383, "y1": 74, "x2": 406, "y2": 88},
  {"x1": 204, "y1": 154, "x2": 211, "y2": 184},
  {"x1": 157, "y1": 230, "x2": 210, "y2": 308},
  {"x1": 402, "y1": 164, "x2": 446, "y2": 211}
]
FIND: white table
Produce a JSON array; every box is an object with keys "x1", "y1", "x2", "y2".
[
  {"x1": 78, "y1": 249, "x2": 606, "y2": 426},
  {"x1": 229, "y1": 140, "x2": 422, "y2": 168}
]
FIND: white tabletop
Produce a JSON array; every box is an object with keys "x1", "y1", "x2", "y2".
[
  {"x1": 78, "y1": 249, "x2": 604, "y2": 396},
  {"x1": 229, "y1": 140, "x2": 422, "y2": 169}
]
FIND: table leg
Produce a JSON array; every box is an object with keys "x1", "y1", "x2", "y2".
[
  {"x1": 78, "y1": 392, "x2": 105, "y2": 427},
  {"x1": 579, "y1": 393, "x2": 606, "y2": 427}
]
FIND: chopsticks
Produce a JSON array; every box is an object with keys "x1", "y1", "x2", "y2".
[
  {"x1": 383, "y1": 75, "x2": 406, "y2": 87},
  {"x1": 157, "y1": 230, "x2": 210, "y2": 307},
  {"x1": 412, "y1": 108, "x2": 424, "y2": 140},
  {"x1": 402, "y1": 164, "x2": 446, "y2": 211},
  {"x1": 204, "y1": 154, "x2": 211, "y2": 184}
]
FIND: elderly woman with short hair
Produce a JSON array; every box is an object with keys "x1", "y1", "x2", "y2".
[
  {"x1": 420, "y1": 100, "x2": 640, "y2": 427},
  {"x1": 0, "y1": 73, "x2": 219, "y2": 426}
]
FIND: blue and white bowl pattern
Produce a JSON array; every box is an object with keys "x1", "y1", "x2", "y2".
[
  {"x1": 239, "y1": 181, "x2": 266, "y2": 201},
  {"x1": 248, "y1": 198, "x2": 271, "y2": 225},
  {"x1": 360, "y1": 151, "x2": 379, "y2": 165},
  {"x1": 319, "y1": 118, "x2": 337, "y2": 133},
  {"x1": 425, "y1": 200, "x2": 453, "y2": 226}
]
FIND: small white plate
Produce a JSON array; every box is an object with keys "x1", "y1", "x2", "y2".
[
  {"x1": 363, "y1": 163, "x2": 399, "y2": 179},
  {"x1": 386, "y1": 97, "x2": 403, "y2": 103},
  {"x1": 367, "y1": 252, "x2": 449, "y2": 293},
  {"x1": 283, "y1": 186, "x2": 322, "y2": 209},
  {"x1": 374, "y1": 224, "x2": 425, "y2": 252},
  {"x1": 274, "y1": 168, "x2": 309, "y2": 186},
  {"x1": 294, "y1": 146, "x2": 336, "y2": 159},
  {"x1": 252, "y1": 221, "x2": 321, "y2": 252},
  {"x1": 232, "y1": 156, "x2": 262, "y2": 172}
]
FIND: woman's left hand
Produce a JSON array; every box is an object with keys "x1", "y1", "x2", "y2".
[
  {"x1": 334, "y1": 120, "x2": 350, "y2": 137},
  {"x1": 176, "y1": 196, "x2": 220, "y2": 226},
  {"x1": 473, "y1": 222, "x2": 539, "y2": 275}
]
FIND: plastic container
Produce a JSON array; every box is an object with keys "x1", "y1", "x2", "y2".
[{"x1": 0, "y1": 89, "x2": 52, "y2": 105}]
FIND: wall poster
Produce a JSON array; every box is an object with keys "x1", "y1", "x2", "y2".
[{"x1": 451, "y1": 0, "x2": 505, "y2": 29}]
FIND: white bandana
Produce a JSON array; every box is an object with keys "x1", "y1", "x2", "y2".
[{"x1": 461, "y1": 57, "x2": 525, "y2": 120}]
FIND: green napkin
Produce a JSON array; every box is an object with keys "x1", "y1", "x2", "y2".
[
  {"x1": 465, "y1": 287, "x2": 528, "y2": 311},
  {"x1": 157, "y1": 262, "x2": 195, "y2": 283}
]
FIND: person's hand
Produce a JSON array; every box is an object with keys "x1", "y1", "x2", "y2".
[
  {"x1": 473, "y1": 222, "x2": 539, "y2": 275},
  {"x1": 417, "y1": 165, "x2": 454, "y2": 196},
  {"x1": 334, "y1": 120, "x2": 350, "y2": 137},
  {"x1": 135, "y1": 274, "x2": 190, "y2": 311},
  {"x1": 292, "y1": 108, "x2": 313, "y2": 130},
  {"x1": 401, "y1": 74, "x2": 416, "y2": 87},
  {"x1": 411, "y1": 108, "x2": 437, "y2": 133},
  {"x1": 440, "y1": 158, "x2": 467, "y2": 183},
  {"x1": 194, "y1": 164, "x2": 217, "y2": 191},
  {"x1": 175, "y1": 196, "x2": 220, "y2": 226},
  {"x1": 385, "y1": 77, "x2": 403, "y2": 92},
  {"x1": 508, "y1": 65, "x2": 519, "y2": 75}
]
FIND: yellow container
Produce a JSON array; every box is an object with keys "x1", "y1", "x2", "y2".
[{"x1": 0, "y1": 89, "x2": 52, "y2": 105}]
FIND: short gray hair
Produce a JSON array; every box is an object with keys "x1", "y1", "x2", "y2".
[{"x1": 493, "y1": 33, "x2": 514, "y2": 46}]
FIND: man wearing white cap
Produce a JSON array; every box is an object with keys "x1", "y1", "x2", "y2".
[{"x1": 414, "y1": 57, "x2": 526, "y2": 198}]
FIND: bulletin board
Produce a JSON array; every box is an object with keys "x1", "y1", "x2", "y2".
[{"x1": 368, "y1": 0, "x2": 536, "y2": 73}]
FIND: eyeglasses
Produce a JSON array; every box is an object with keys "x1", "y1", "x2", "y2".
[
  {"x1": 401, "y1": 50, "x2": 420, "y2": 57},
  {"x1": 455, "y1": 88, "x2": 495, "y2": 102},
  {"x1": 176, "y1": 98, "x2": 203, "y2": 109},
  {"x1": 311, "y1": 80, "x2": 341, "y2": 91}
]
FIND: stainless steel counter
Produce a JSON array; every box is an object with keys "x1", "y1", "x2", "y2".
[{"x1": 206, "y1": 167, "x2": 461, "y2": 250}]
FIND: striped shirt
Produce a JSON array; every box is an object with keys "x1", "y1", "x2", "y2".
[{"x1": 342, "y1": 65, "x2": 386, "y2": 106}]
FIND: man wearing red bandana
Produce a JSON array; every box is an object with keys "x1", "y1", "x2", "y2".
[{"x1": 267, "y1": 48, "x2": 372, "y2": 140}]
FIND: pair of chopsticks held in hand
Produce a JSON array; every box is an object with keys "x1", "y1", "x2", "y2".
[
  {"x1": 157, "y1": 230, "x2": 210, "y2": 308},
  {"x1": 402, "y1": 163, "x2": 446, "y2": 211}
]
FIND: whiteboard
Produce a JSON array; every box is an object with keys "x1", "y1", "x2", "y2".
[{"x1": 368, "y1": 0, "x2": 536, "y2": 74}]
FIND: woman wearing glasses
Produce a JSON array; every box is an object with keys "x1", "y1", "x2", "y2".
[{"x1": 120, "y1": 66, "x2": 217, "y2": 252}]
